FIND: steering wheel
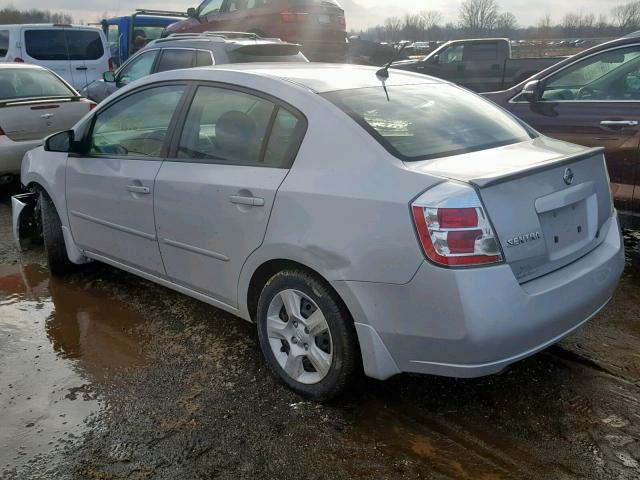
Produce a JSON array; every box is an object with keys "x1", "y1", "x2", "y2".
[{"x1": 576, "y1": 86, "x2": 608, "y2": 100}]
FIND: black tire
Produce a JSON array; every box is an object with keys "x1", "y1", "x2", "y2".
[
  {"x1": 256, "y1": 269, "x2": 361, "y2": 401},
  {"x1": 39, "y1": 191, "x2": 75, "y2": 275}
]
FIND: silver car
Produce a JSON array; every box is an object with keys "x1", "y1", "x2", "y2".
[{"x1": 13, "y1": 64, "x2": 625, "y2": 400}]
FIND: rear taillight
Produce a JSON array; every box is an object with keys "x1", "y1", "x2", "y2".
[
  {"x1": 338, "y1": 16, "x2": 346, "y2": 26},
  {"x1": 14, "y1": 57, "x2": 24, "y2": 63},
  {"x1": 281, "y1": 11, "x2": 309, "y2": 22},
  {"x1": 89, "y1": 102, "x2": 97, "y2": 110},
  {"x1": 0, "y1": 126, "x2": 5, "y2": 136},
  {"x1": 108, "y1": 58, "x2": 114, "y2": 71},
  {"x1": 411, "y1": 182, "x2": 503, "y2": 267}
]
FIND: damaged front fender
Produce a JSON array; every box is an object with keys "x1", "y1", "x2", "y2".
[{"x1": 12, "y1": 192, "x2": 39, "y2": 250}]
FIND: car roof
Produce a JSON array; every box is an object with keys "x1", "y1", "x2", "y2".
[
  {"x1": 0, "y1": 24, "x2": 101, "y2": 29},
  {"x1": 146, "y1": 35, "x2": 291, "y2": 50},
  {"x1": 179, "y1": 63, "x2": 442, "y2": 93},
  {"x1": 0, "y1": 63, "x2": 48, "y2": 70}
]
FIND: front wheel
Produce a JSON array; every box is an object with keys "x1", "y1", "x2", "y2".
[
  {"x1": 256, "y1": 270, "x2": 360, "y2": 401},
  {"x1": 39, "y1": 191, "x2": 75, "y2": 275}
]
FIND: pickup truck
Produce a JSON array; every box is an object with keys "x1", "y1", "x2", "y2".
[
  {"x1": 391, "y1": 38, "x2": 562, "y2": 92},
  {"x1": 100, "y1": 9, "x2": 188, "y2": 67}
]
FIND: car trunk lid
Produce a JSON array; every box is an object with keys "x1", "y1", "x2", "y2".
[{"x1": 405, "y1": 138, "x2": 614, "y2": 283}]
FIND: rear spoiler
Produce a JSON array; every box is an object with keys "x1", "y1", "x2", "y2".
[
  {"x1": 470, "y1": 147, "x2": 605, "y2": 188},
  {"x1": 0, "y1": 96, "x2": 82, "y2": 108}
]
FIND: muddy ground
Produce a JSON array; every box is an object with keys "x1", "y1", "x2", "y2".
[{"x1": 0, "y1": 184, "x2": 639, "y2": 480}]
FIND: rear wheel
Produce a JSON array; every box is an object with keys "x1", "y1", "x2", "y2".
[
  {"x1": 256, "y1": 270, "x2": 360, "y2": 401},
  {"x1": 39, "y1": 191, "x2": 74, "y2": 275}
]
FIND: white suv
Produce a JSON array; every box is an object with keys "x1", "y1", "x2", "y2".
[{"x1": 0, "y1": 24, "x2": 112, "y2": 90}]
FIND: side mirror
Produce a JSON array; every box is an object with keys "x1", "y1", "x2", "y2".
[
  {"x1": 103, "y1": 71, "x2": 116, "y2": 83},
  {"x1": 187, "y1": 7, "x2": 198, "y2": 18},
  {"x1": 520, "y1": 80, "x2": 542, "y2": 103},
  {"x1": 44, "y1": 130, "x2": 74, "y2": 153}
]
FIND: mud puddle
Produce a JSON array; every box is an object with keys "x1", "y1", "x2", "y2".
[{"x1": 0, "y1": 262, "x2": 147, "y2": 474}]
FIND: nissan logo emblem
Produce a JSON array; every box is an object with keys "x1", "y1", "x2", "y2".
[{"x1": 563, "y1": 167, "x2": 574, "y2": 185}]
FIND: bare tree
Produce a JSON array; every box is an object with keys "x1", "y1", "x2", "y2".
[
  {"x1": 611, "y1": 1, "x2": 640, "y2": 33},
  {"x1": 458, "y1": 0, "x2": 499, "y2": 35},
  {"x1": 384, "y1": 16, "x2": 403, "y2": 42},
  {"x1": 420, "y1": 10, "x2": 443, "y2": 31},
  {"x1": 496, "y1": 12, "x2": 517, "y2": 36}
]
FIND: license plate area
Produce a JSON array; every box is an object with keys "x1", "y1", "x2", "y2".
[{"x1": 539, "y1": 196, "x2": 596, "y2": 261}]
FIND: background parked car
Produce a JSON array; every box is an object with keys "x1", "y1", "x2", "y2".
[
  {"x1": 391, "y1": 38, "x2": 562, "y2": 92},
  {"x1": 0, "y1": 24, "x2": 112, "y2": 91},
  {"x1": 163, "y1": 0, "x2": 347, "y2": 62},
  {"x1": 0, "y1": 64, "x2": 95, "y2": 181},
  {"x1": 484, "y1": 35, "x2": 640, "y2": 228},
  {"x1": 81, "y1": 32, "x2": 308, "y2": 103},
  {"x1": 100, "y1": 9, "x2": 189, "y2": 67}
]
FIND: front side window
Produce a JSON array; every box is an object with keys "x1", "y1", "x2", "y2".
[
  {"x1": 155, "y1": 49, "x2": 195, "y2": 73},
  {"x1": 542, "y1": 46, "x2": 640, "y2": 101},
  {"x1": 198, "y1": 0, "x2": 225, "y2": 16},
  {"x1": 439, "y1": 45, "x2": 463, "y2": 64},
  {"x1": 464, "y1": 43, "x2": 498, "y2": 61},
  {"x1": 323, "y1": 83, "x2": 533, "y2": 161},
  {"x1": 25, "y1": 30, "x2": 68, "y2": 61},
  {"x1": 0, "y1": 30, "x2": 9, "y2": 57},
  {"x1": 66, "y1": 30, "x2": 104, "y2": 60},
  {"x1": 90, "y1": 84, "x2": 185, "y2": 157},
  {"x1": 178, "y1": 86, "x2": 302, "y2": 167},
  {"x1": 117, "y1": 50, "x2": 159, "y2": 85},
  {"x1": 228, "y1": 0, "x2": 264, "y2": 12},
  {"x1": 0, "y1": 68, "x2": 75, "y2": 100}
]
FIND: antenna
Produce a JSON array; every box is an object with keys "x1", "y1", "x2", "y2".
[{"x1": 376, "y1": 42, "x2": 408, "y2": 80}]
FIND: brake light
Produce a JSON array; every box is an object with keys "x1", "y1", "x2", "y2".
[
  {"x1": 338, "y1": 16, "x2": 346, "y2": 26},
  {"x1": 108, "y1": 57, "x2": 114, "y2": 71},
  {"x1": 89, "y1": 102, "x2": 97, "y2": 110},
  {"x1": 411, "y1": 182, "x2": 503, "y2": 267},
  {"x1": 281, "y1": 11, "x2": 309, "y2": 22},
  {"x1": 0, "y1": 126, "x2": 5, "y2": 136},
  {"x1": 14, "y1": 57, "x2": 24, "y2": 63}
]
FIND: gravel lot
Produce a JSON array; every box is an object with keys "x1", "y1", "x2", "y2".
[{"x1": 1, "y1": 184, "x2": 639, "y2": 480}]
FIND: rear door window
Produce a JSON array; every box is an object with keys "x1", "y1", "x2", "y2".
[
  {"x1": 0, "y1": 30, "x2": 9, "y2": 58},
  {"x1": 24, "y1": 30, "x2": 68, "y2": 60},
  {"x1": 65, "y1": 30, "x2": 105, "y2": 60},
  {"x1": 0, "y1": 68, "x2": 74, "y2": 100},
  {"x1": 155, "y1": 49, "x2": 196, "y2": 73}
]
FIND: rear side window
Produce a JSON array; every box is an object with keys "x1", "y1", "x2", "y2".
[
  {"x1": 25, "y1": 30, "x2": 68, "y2": 61},
  {"x1": 0, "y1": 68, "x2": 74, "y2": 100},
  {"x1": 196, "y1": 50, "x2": 214, "y2": 67},
  {"x1": 156, "y1": 49, "x2": 195, "y2": 73},
  {"x1": 464, "y1": 43, "x2": 498, "y2": 61},
  {"x1": 66, "y1": 30, "x2": 105, "y2": 60},
  {"x1": 0, "y1": 30, "x2": 9, "y2": 57},
  {"x1": 323, "y1": 83, "x2": 533, "y2": 161}
]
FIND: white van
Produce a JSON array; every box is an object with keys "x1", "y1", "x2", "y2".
[{"x1": 0, "y1": 25, "x2": 112, "y2": 91}]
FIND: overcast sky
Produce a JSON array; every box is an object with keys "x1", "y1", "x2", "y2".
[{"x1": 14, "y1": 0, "x2": 629, "y2": 29}]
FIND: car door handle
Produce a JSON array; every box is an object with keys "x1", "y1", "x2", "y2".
[
  {"x1": 76, "y1": 67, "x2": 88, "y2": 71},
  {"x1": 229, "y1": 195, "x2": 264, "y2": 207},
  {"x1": 126, "y1": 185, "x2": 150, "y2": 195},
  {"x1": 600, "y1": 120, "x2": 638, "y2": 127},
  {"x1": 40, "y1": 113, "x2": 54, "y2": 119}
]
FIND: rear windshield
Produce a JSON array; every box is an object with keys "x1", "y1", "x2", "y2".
[
  {"x1": 25, "y1": 29, "x2": 104, "y2": 61},
  {"x1": 323, "y1": 83, "x2": 533, "y2": 161},
  {"x1": 227, "y1": 44, "x2": 307, "y2": 63},
  {"x1": 0, "y1": 69, "x2": 75, "y2": 101},
  {"x1": 0, "y1": 30, "x2": 9, "y2": 57}
]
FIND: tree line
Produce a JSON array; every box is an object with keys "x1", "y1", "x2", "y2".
[
  {"x1": 0, "y1": 6, "x2": 73, "y2": 25},
  {"x1": 355, "y1": 0, "x2": 640, "y2": 42}
]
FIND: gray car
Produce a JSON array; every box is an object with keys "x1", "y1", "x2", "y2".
[
  {"x1": 13, "y1": 64, "x2": 625, "y2": 400},
  {"x1": 80, "y1": 32, "x2": 308, "y2": 103}
]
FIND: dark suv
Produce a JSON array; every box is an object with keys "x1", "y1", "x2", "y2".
[
  {"x1": 81, "y1": 32, "x2": 307, "y2": 103},
  {"x1": 164, "y1": 0, "x2": 347, "y2": 62}
]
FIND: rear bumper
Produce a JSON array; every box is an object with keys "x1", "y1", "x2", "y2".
[
  {"x1": 334, "y1": 213, "x2": 625, "y2": 380},
  {"x1": 0, "y1": 137, "x2": 42, "y2": 175}
]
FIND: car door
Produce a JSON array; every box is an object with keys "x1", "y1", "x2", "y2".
[
  {"x1": 421, "y1": 44, "x2": 465, "y2": 86},
  {"x1": 66, "y1": 83, "x2": 188, "y2": 275},
  {"x1": 509, "y1": 44, "x2": 640, "y2": 214},
  {"x1": 21, "y1": 28, "x2": 73, "y2": 85},
  {"x1": 65, "y1": 28, "x2": 108, "y2": 89},
  {"x1": 154, "y1": 84, "x2": 306, "y2": 307}
]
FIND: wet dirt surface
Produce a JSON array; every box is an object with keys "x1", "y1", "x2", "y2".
[{"x1": 1, "y1": 184, "x2": 639, "y2": 479}]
